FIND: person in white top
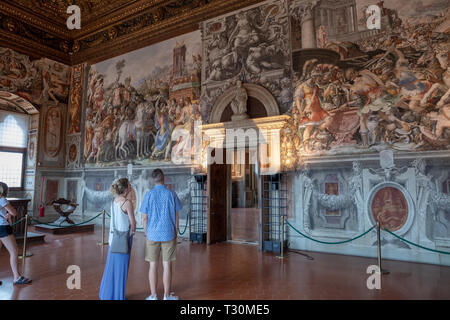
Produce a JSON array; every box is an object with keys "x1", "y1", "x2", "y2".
[
  {"x1": 0, "y1": 182, "x2": 32, "y2": 285},
  {"x1": 99, "y1": 178, "x2": 136, "y2": 300}
]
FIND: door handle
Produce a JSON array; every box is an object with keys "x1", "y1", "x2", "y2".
[{"x1": 211, "y1": 211, "x2": 215, "y2": 215}]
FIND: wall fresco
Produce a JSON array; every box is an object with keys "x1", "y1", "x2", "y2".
[
  {"x1": 0, "y1": 48, "x2": 70, "y2": 107},
  {"x1": 202, "y1": 0, "x2": 292, "y2": 117},
  {"x1": 68, "y1": 64, "x2": 85, "y2": 135},
  {"x1": 84, "y1": 31, "x2": 202, "y2": 167},
  {"x1": 282, "y1": 0, "x2": 450, "y2": 168}
]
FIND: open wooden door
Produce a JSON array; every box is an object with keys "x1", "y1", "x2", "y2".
[{"x1": 207, "y1": 161, "x2": 228, "y2": 244}]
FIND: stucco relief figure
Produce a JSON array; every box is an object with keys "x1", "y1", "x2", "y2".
[
  {"x1": 227, "y1": 11, "x2": 260, "y2": 55},
  {"x1": 200, "y1": 91, "x2": 213, "y2": 121},
  {"x1": 230, "y1": 80, "x2": 249, "y2": 121},
  {"x1": 413, "y1": 158, "x2": 450, "y2": 239},
  {"x1": 246, "y1": 43, "x2": 282, "y2": 74},
  {"x1": 413, "y1": 158, "x2": 433, "y2": 225},
  {"x1": 349, "y1": 161, "x2": 363, "y2": 208},
  {"x1": 205, "y1": 4, "x2": 287, "y2": 83},
  {"x1": 299, "y1": 164, "x2": 315, "y2": 233}
]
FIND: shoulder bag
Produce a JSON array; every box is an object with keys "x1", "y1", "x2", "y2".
[{"x1": 110, "y1": 200, "x2": 130, "y2": 254}]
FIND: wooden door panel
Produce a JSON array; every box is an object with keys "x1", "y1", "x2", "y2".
[{"x1": 207, "y1": 162, "x2": 228, "y2": 244}]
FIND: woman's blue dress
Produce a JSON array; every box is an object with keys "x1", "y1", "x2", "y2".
[
  {"x1": 99, "y1": 201, "x2": 133, "y2": 300},
  {"x1": 99, "y1": 235, "x2": 133, "y2": 300}
]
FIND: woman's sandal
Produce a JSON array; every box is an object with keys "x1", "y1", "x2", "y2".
[{"x1": 13, "y1": 276, "x2": 32, "y2": 285}]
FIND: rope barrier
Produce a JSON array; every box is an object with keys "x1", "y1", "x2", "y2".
[
  {"x1": 178, "y1": 213, "x2": 189, "y2": 235},
  {"x1": 31, "y1": 212, "x2": 104, "y2": 227},
  {"x1": 286, "y1": 220, "x2": 376, "y2": 245},
  {"x1": 384, "y1": 228, "x2": 450, "y2": 255},
  {"x1": 11, "y1": 217, "x2": 25, "y2": 226},
  {"x1": 286, "y1": 219, "x2": 450, "y2": 255}
]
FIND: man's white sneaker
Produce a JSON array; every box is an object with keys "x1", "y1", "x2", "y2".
[
  {"x1": 146, "y1": 294, "x2": 158, "y2": 300},
  {"x1": 163, "y1": 293, "x2": 179, "y2": 300}
]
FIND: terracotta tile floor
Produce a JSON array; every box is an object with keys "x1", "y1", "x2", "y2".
[
  {"x1": 231, "y1": 208, "x2": 259, "y2": 242},
  {"x1": 0, "y1": 226, "x2": 449, "y2": 300}
]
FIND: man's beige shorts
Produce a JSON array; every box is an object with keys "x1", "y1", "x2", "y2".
[{"x1": 145, "y1": 238, "x2": 177, "y2": 262}]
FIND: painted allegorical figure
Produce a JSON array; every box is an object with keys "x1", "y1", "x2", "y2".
[
  {"x1": 44, "y1": 107, "x2": 62, "y2": 158},
  {"x1": 371, "y1": 187, "x2": 408, "y2": 231},
  {"x1": 152, "y1": 110, "x2": 171, "y2": 160},
  {"x1": 294, "y1": 59, "x2": 332, "y2": 152},
  {"x1": 69, "y1": 81, "x2": 82, "y2": 134}
]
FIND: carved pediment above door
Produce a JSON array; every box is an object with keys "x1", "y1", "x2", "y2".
[{"x1": 209, "y1": 83, "x2": 280, "y2": 124}]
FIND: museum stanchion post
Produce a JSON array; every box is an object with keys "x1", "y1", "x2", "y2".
[
  {"x1": 18, "y1": 214, "x2": 33, "y2": 274},
  {"x1": 277, "y1": 215, "x2": 286, "y2": 260},
  {"x1": 97, "y1": 210, "x2": 109, "y2": 246},
  {"x1": 377, "y1": 222, "x2": 389, "y2": 275}
]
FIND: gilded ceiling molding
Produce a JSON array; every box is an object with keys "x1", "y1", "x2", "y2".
[
  {"x1": 0, "y1": 13, "x2": 72, "y2": 58},
  {"x1": 76, "y1": 0, "x2": 213, "y2": 46},
  {"x1": 0, "y1": 30, "x2": 70, "y2": 64},
  {"x1": 0, "y1": 0, "x2": 265, "y2": 65},
  {"x1": 72, "y1": 0, "x2": 171, "y2": 38},
  {"x1": 72, "y1": 0, "x2": 265, "y2": 64},
  {"x1": 0, "y1": 1, "x2": 70, "y2": 38}
]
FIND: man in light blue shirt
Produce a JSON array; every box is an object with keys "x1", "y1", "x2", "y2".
[{"x1": 140, "y1": 169, "x2": 182, "y2": 300}]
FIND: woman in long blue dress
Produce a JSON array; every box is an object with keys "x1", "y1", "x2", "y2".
[{"x1": 99, "y1": 178, "x2": 136, "y2": 300}]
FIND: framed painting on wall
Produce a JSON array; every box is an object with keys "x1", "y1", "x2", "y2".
[
  {"x1": 38, "y1": 103, "x2": 66, "y2": 168},
  {"x1": 26, "y1": 133, "x2": 37, "y2": 168},
  {"x1": 66, "y1": 135, "x2": 81, "y2": 169}
]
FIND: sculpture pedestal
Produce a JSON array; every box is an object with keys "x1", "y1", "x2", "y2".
[
  {"x1": 34, "y1": 222, "x2": 95, "y2": 235},
  {"x1": 231, "y1": 114, "x2": 249, "y2": 121}
]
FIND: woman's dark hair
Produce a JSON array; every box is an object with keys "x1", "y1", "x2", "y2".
[
  {"x1": 0, "y1": 182, "x2": 8, "y2": 197},
  {"x1": 110, "y1": 178, "x2": 129, "y2": 196}
]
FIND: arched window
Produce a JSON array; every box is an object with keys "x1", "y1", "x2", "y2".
[{"x1": 0, "y1": 110, "x2": 29, "y2": 189}]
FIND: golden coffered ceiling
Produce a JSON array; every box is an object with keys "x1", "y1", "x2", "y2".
[{"x1": 0, "y1": 0, "x2": 265, "y2": 66}]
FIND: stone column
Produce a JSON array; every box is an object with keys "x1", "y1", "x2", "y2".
[
  {"x1": 344, "y1": 6, "x2": 350, "y2": 33},
  {"x1": 327, "y1": 9, "x2": 333, "y2": 35},
  {"x1": 352, "y1": 5, "x2": 358, "y2": 33},
  {"x1": 300, "y1": 1, "x2": 318, "y2": 49}
]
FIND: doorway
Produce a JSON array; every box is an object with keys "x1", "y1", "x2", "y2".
[
  {"x1": 230, "y1": 148, "x2": 259, "y2": 244},
  {"x1": 207, "y1": 147, "x2": 261, "y2": 245}
]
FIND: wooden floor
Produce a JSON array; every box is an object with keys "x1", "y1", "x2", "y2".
[{"x1": 0, "y1": 226, "x2": 449, "y2": 300}]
